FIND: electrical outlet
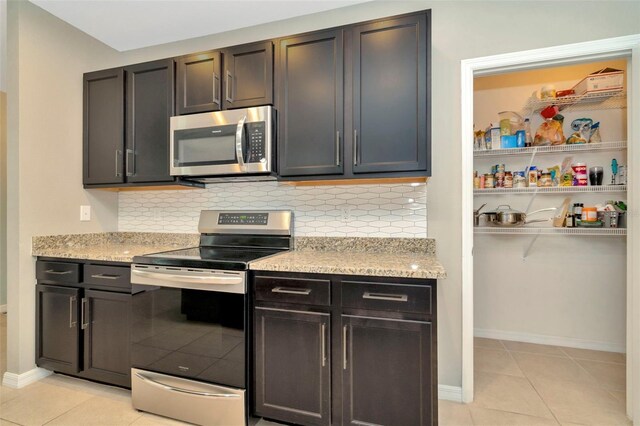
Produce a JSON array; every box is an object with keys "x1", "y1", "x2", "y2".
[{"x1": 80, "y1": 205, "x2": 91, "y2": 222}]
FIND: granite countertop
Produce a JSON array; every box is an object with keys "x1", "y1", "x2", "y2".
[
  {"x1": 32, "y1": 232, "x2": 199, "y2": 263},
  {"x1": 32, "y1": 233, "x2": 446, "y2": 279},
  {"x1": 249, "y1": 237, "x2": 446, "y2": 279}
]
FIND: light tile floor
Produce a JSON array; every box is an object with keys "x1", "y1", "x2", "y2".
[
  {"x1": 0, "y1": 316, "x2": 631, "y2": 426},
  {"x1": 441, "y1": 338, "x2": 630, "y2": 426}
]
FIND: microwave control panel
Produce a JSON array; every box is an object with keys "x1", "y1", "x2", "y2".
[{"x1": 246, "y1": 122, "x2": 266, "y2": 163}]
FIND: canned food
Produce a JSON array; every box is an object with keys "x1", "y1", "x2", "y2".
[
  {"x1": 540, "y1": 172, "x2": 553, "y2": 187},
  {"x1": 497, "y1": 164, "x2": 506, "y2": 174},
  {"x1": 504, "y1": 172, "x2": 513, "y2": 188},
  {"x1": 495, "y1": 172, "x2": 505, "y2": 188},
  {"x1": 514, "y1": 171, "x2": 527, "y2": 188},
  {"x1": 484, "y1": 174, "x2": 495, "y2": 188}
]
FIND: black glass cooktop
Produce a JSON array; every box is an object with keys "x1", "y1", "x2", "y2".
[{"x1": 132, "y1": 246, "x2": 285, "y2": 271}]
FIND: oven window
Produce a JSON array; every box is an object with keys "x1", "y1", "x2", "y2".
[
  {"x1": 131, "y1": 287, "x2": 246, "y2": 388},
  {"x1": 174, "y1": 124, "x2": 238, "y2": 167}
]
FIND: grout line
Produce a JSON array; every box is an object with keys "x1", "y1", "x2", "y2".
[
  {"x1": 42, "y1": 395, "x2": 100, "y2": 425},
  {"x1": 507, "y1": 344, "x2": 562, "y2": 425}
]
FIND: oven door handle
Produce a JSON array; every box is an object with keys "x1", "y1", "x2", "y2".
[
  {"x1": 235, "y1": 115, "x2": 247, "y2": 171},
  {"x1": 134, "y1": 373, "x2": 241, "y2": 398},
  {"x1": 131, "y1": 269, "x2": 243, "y2": 289}
]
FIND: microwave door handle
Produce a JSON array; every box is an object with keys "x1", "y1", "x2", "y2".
[{"x1": 235, "y1": 115, "x2": 247, "y2": 170}]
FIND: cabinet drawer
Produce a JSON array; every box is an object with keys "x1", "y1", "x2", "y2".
[
  {"x1": 255, "y1": 276, "x2": 330, "y2": 306},
  {"x1": 342, "y1": 281, "x2": 431, "y2": 315},
  {"x1": 36, "y1": 261, "x2": 81, "y2": 284},
  {"x1": 84, "y1": 265, "x2": 130, "y2": 290}
]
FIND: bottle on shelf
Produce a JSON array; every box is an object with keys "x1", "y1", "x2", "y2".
[{"x1": 524, "y1": 118, "x2": 533, "y2": 147}]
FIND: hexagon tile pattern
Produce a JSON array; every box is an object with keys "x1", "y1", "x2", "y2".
[{"x1": 118, "y1": 182, "x2": 427, "y2": 237}]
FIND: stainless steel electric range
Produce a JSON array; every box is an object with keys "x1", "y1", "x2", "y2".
[{"x1": 130, "y1": 210, "x2": 292, "y2": 426}]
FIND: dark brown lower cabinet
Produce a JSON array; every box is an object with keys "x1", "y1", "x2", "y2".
[
  {"x1": 342, "y1": 315, "x2": 434, "y2": 426},
  {"x1": 252, "y1": 272, "x2": 438, "y2": 426},
  {"x1": 83, "y1": 290, "x2": 131, "y2": 387},
  {"x1": 36, "y1": 284, "x2": 81, "y2": 374},
  {"x1": 35, "y1": 259, "x2": 132, "y2": 388},
  {"x1": 254, "y1": 307, "x2": 331, "y2": 426}
]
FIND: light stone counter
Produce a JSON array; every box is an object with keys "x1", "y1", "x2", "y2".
[
  {"x1": 249, "y1": 237, "x2": 445, "y2": 279},
  {"x1": 32, "y1": 232, "x2": 199, "y2": 263},
  {"x1": 32, "y1": 234, "x2": 446, "y2": 278}
]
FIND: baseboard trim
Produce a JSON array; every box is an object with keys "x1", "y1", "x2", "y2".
[
  {"x1": 438, "y1": 384, "x2": 462, "y2": 402},
  {"x1": 2, "y1": 367, "x2": 52, "y2": 389},
  {"x1": 0, "y1": 304, "x2": 6, "y2": 313},
  {"x1": 474, "y1": 328, "x2": 625, "y2": 353}
]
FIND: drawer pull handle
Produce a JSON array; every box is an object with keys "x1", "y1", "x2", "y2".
[
  {"x1": 135, "y1": 373, "x2": 241, "y2": 398},
  {"x1": 362, "y1": 292, "x2": 408, "y2": 302},
  {"x1": 271, "y1": 287, "x2": 311, "y2": 295},
  {"x1": 46, "y1": 269, "x2": 73, "y2": 275},
  {"x1": 90, "y1": 274, "x2": 120, "y2": 280}
]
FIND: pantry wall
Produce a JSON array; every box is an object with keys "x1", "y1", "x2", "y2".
[{"x1": 472, "y1": 59, "x2": 628, "y2": 352}]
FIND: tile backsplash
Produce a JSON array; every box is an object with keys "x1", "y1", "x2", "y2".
[{"x1": 118, "y1": 182, "x2": 427, "y2": 237}]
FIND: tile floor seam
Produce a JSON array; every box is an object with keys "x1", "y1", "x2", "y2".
[
  {"x1": 40, "y1": 394, "x2": 100, "y2": 426},
  {"x1": 507, "y1": 348, "x2": 562, "y2": 425},
  {"x1": 570, "y1": 356, "x2": 616, "y2": 392}
]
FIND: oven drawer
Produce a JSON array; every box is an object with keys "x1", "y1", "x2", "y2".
[
  {"x1": 132, "y1": 368, "x2": 245, "y2": 426},
  {"x1": 36, "y1": 261, "x2": 81, "y2": 284},
  {"x1": 255, "y1": 276, "x2": 330, "y2": 306},
  {"x1": 342, "y1": 281, "x2": 432, "y2": 315},
  {"x1": 84, "y1": 265, "x2": 130, "y2": 289}
]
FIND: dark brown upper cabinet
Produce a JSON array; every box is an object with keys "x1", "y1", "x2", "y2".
[
  {"x1": 277, "y1": 29, "x2": 344, "y2": 177},
  {"x1": 125, "y1": 59, "x2": 175, "y2": 183},
  {"x1": 352, "y1": 14, "x2": 429, "y2": 174},
  {"x1": 223, "y1": 41, "x2": 274, "y2": 110},
  {"x1": 83, "y1": 60, "x2": 176, "y2": 188},
  {"x1": 83, "y1": 68, "x2": 125, "y2": 185},
  {"x1": 176, "y1": 51, "x2": 222, "y2": 115},
  {"x1": 277, "y1": 10, "x2": 431, "y2": 180}
]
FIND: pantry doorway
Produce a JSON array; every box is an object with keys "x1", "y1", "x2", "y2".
[{"x1": 460, "y1": 34, "x2": 640, "y2": 420}]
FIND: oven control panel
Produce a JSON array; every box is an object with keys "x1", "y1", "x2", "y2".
[{"x1": 218, "y1": 212, "x2": 269, "y2": 225}]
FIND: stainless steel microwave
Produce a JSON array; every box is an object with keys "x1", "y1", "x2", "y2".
[{"x1": 170, "y1": 106, "x2": 274, "y2": 181}]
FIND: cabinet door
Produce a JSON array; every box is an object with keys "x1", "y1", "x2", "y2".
[
  {"x1": 342, "y1": 315, "x2": 434, "y2": 426},
  {"x1": 278, "y1": 30, "x2": 344, "y2": 177},
  {"x1": 254, "y1": 307, "x2": 331, "y2": 426},
  {"x1": 83, "y1": 68, "x2": 125, "y2": 185},
  {"x1": 36, "y1": 284, "x2": 81, "y2": 374},
  {"x1": 223, "y1": 41, "x2": 273, "y2": 109},
  {"x1": 352, "y1": 14, "x2": 429, "y2": 174},
  {"x1": 125, "y1": 59, "x2": 175, "y2": 184},
  {"x1": 83, "y1": 289, "x2": 131, "y2": 387},
  {"x1": 176, "y1": 51, "x2": 222, "y2": 115}
]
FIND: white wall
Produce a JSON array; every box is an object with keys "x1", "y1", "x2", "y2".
[
  {"x1": 0, "y1": 0, "x2": 6, "y2": 308},
  {"x1": 5, "y1": 0, "x2": 121, "y2": 376},
  {"x1": 5, "y1": 0, "x2": 640, "y2": 390},
  {"x1": 119, "y1": 182, "x2": 427, "y2": 237},
  {"x1": 473, "y1": 61, "x2": 628, "y2": 351}
]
